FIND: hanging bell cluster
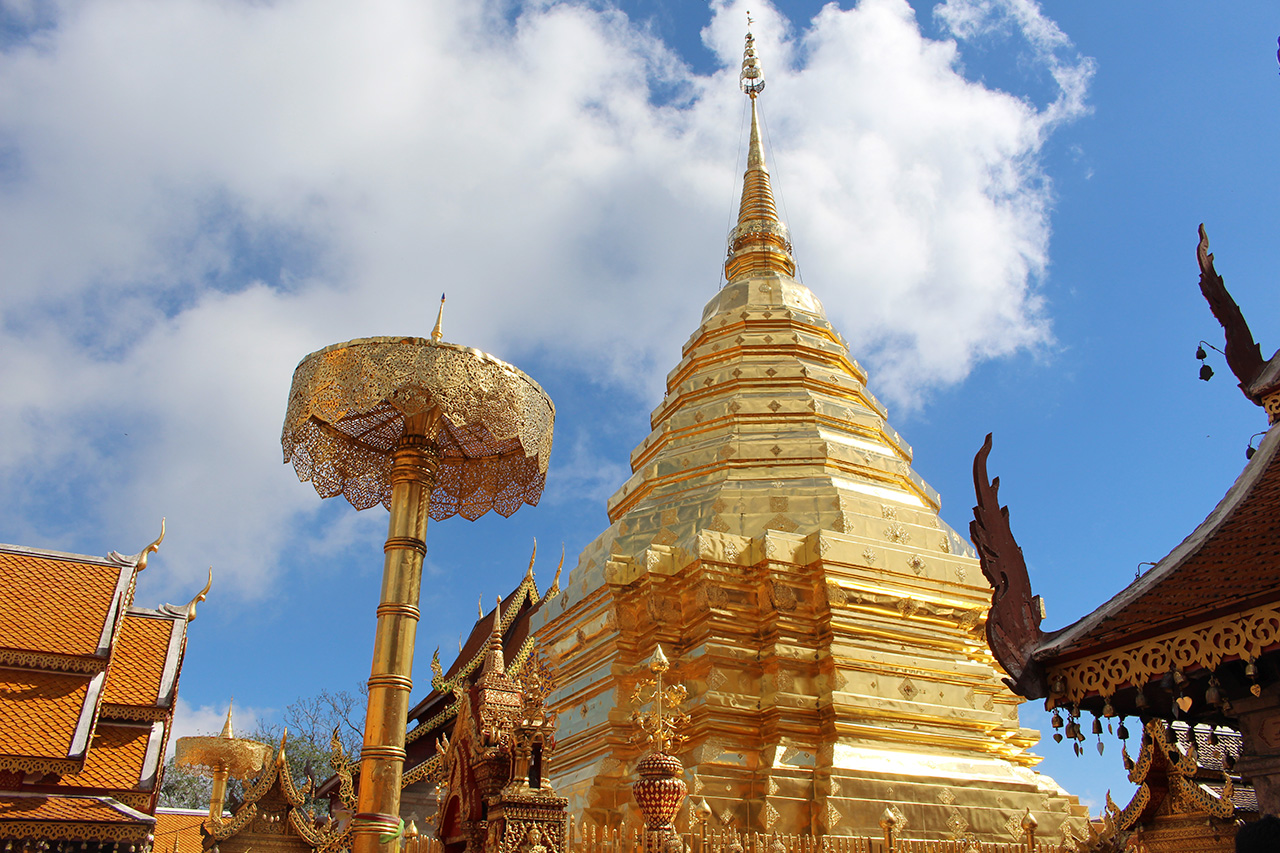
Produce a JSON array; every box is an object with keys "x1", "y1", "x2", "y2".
[
  {"x1": 1042, "y1": 656, "x2": 1267, "y2": 779},
  {"x1": 1196, "y1": 343, "x2": 1214, "y2": 381}
]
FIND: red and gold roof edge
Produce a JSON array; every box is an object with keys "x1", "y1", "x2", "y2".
[{"x1": 0, "y1": 793, "x2": 154, "y2": 843}]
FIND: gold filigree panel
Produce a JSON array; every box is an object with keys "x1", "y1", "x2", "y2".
[
  {"x1": 0, "y1": 820, "x2": 151, "y2": 843},
  {"x1": 0, "y1": 649, "x2": 106, "y2": 674},
  {"x1": 282, "y1": 337, "x2": 554, "y2": 518},
  {"x1": 1050, "y1": 601, "x2": 1280, "y2": 703}
]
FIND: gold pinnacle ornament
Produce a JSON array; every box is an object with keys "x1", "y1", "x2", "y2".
[
  {"x1": 725, "y1": 26, "x2": 795, "y2": 283},
  {"x1": 630, "y1": 647, "x2": 691, "y2": 853},
  {"x1": 174, "y1": 702, "x2": 271, "y2": 824},
  {"x1": 282, "y1": 305, "x2": 555, "y2": 853},
  {"x1": 629, "y1": 646, "x2": 690, "y2": 754}
]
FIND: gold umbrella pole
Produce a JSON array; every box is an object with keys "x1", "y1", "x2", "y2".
[
  {"x1": 353, "y1": 411, "x2": 442, "y2": 853},
  {"x1": 209, "y1": 763, "x2": 230, "y2": 823}
]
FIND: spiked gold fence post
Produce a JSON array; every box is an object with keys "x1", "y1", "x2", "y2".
[
  {"x1": 282, "y1": 317, "x2": 555, "y2": 853},
  {"x1": 878, "y1": 808, "x2": 896, "y2": 853}
]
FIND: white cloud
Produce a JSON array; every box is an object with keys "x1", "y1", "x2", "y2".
[
  {"x1": 167, "y1": 697, "x2": 268, "y2": 759},
  {"x1": 0, "y1": 0, "x2": 1091, "y2": 596},
  {"x1": 544, "y1": 430, "x2": 634, "y2": 507}
]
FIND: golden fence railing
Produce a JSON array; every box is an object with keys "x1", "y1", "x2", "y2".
[
  {"x1": 562, "y1": 821, "x2": 1052, "y2": 853},
  {"x1": 400, "y1": 821, "x2": 1054, "y2": 853}
]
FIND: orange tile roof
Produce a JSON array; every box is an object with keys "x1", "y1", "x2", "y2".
[
  {"x1": 0, "y1": 550, "x2": 126, "y2": 658},
  {"x1": 153, "y1": 809, "x2": 207, "y2": 853},
  {"x1": 58, "y1": 724, "x2": 152, "y2": 792},
  {"x1": 0, "y1": 793, "x2": 146, "y2": 824},
  {"x1": 0, "y1": 669, "x2": 92, "y2": 760},
  {"x1": 102, "y1": 614, "x2": 174, "y2": 708}
]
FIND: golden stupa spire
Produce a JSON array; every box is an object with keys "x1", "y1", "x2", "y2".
[
  {"x1": 725, "y1": 23, "x2": 796, "y2": 283},
  {"x1": 484, "y1": 595, "x2": 506, "y2": 675}
]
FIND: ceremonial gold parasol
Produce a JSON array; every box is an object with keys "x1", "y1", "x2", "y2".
[
  {"x1": 281, "y1": 299, "x2": 555, "y2": 853},
  {"x1": 174, "y1": 703, "x2": 270, "y2": 824}
]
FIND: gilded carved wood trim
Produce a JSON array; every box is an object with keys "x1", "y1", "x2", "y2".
[
  {"x1": 0, "y1": 649, "x2": 106, "y2": 674},
  {"x1": 0, "y1": 820, "x2": 152, "y2": 843},
  {"x1": 0, "y1": 755, "x2": 82, "y2": 777},
  {"x1": 1048, "y1": 600, "x2": 1280, "y2": 704}
]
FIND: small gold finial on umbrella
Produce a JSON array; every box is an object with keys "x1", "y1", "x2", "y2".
[{"x1": 431, "y1": 294, "x2": 446, "y2": 344}]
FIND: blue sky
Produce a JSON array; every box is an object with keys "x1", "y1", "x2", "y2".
[{"x1": 2, "y1": 0, "x2": 1278, "y2": 818}]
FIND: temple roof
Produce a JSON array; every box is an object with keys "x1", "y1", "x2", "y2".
[
  {"x1": 0, "y1": 530, "x2": 201, "y2": 841},
  {"x1": 152, "y1": 809, "x2": 208, "y2": 853},
  {"x1": 0, "y1": 547, "x2": 134, "y2": 663},
  {"x1": 1039, "y1": 423, "x2": 1280, "y2": 662},
  {"x1": 405, "y1": 565, "x2": 552, "y2": 743},
  {"x1": 0, "y1": 669, "x2": 99, "y2": 768},
  {"x1": 102, "y1": 610, "x2": 187, "y2": 711},
  {"x1": 55, "y1": 723, "x2": 164, "y2": 794},
  {"x1": 0, "y1": 791, "x2": 155, "y2": 845},
  {"x1": 0, "y1": 792, "x2": 153, "y2": 826},
  {"x1": 974, "y1": 229, "x2": 1280, "y2": 722}
]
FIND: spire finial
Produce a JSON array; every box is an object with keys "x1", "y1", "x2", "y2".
[
  {"x1": 726, "y1": 24, "x2": 795, "y2": 283},
  {"x1": 484, "y1": 595, "x2": 506, "y2": 675},
  {"x1": 544, "y1": 543, "x2": 564, "y2": 601},
  {"x1": 221, "y1": 699, "x2": 235, "y2": 739},
  {"x1": 431, "y1": 293, "x2": 446, "y2": 344},
  {"x1": 740, "y1": 18, "x2": 764, "y2": 99}
]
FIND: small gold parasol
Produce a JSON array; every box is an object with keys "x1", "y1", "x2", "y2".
[{"x1": 174, "y1": 703, "x2": 269, "y2": 823}]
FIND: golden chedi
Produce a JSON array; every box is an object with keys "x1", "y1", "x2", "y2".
[{"x1": 533, "y1": 29, "x2": 1089, "y2": 846}]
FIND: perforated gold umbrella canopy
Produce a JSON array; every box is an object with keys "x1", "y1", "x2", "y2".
[
  {"x1": 282, "y1": 335, "x2": 552, "y2": 514},
  {"x1": 281, "y1": 336, "x2": 555, "y2": 519},
  {"x1": 174, "y1": 736, "x2": 269, "y2": 780}
]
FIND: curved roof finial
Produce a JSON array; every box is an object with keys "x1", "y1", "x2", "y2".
[
  {"x1": 544, "y1": 543, "x2": 565, "y2": 601},
  {"x1": 185, "y1": 568, "x2": 213, "y2": 622}
]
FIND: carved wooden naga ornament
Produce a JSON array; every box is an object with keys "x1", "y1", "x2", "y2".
[
  {"x1": 1197, "y1": 223, "x2": 1265, "y2": 394},
  {"x1": 970, "y1": 434, "x2": 1047, "y2": 698}
]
